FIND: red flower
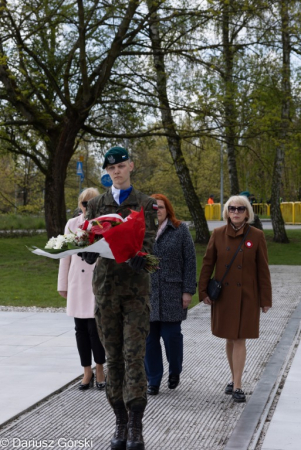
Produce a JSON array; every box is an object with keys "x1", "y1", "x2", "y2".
[
  {"x1": 100, "y1": 209, "x2": 145, "y2": 263},
  {"x1": 91, "y1": 221, "x2": 112, "y2": 236},
  {"x1": 89, "y1": 233, "x2": 95, "y2": 244}
]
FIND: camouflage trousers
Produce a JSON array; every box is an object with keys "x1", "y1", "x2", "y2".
[{"x1": 94, "y1": 293, "x2": 150, "y2": 411}]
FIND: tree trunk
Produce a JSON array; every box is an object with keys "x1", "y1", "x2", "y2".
[
  {"x1": 44, "y1": 166, "x2": 68, "y2": 238},
  {"x1": 147, "y1": 4, "x2": 210, "y2": 244},
  {"x1": 222, "y1": 1, "x2": 240, "y2": 195},
  {"x1": 44, "y1": 116, "x2": 86, "y2": 237},
  {"x1": 271, "y1": 0, "x2": 289, "y2": 243}
]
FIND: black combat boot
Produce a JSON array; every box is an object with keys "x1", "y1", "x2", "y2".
[
  {"x1": 126, "y1": 409, "x2": 145, "y2": 450},
  {"x1": 111, "y1": 404, "x2": 128, "y2": 450}
]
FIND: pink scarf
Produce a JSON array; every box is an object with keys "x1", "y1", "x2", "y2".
[{"x1": 156, "y1": 218, "x2": 168, "y2": 240}]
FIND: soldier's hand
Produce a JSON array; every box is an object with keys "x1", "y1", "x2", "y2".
[
  {"x1": 79, "y1": 252, "x2": 99, "y2": 265},
  {"x1": 128, "y1": 255, "x2": 147, "y2": 272}
]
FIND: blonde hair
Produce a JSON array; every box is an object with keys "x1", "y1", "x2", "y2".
[
  {"x1": 223, "y1": 195, "x2": 254, "y2": 223},
  {"x1": 78, "y1": 187, "x2": 100, "y2": 208}
]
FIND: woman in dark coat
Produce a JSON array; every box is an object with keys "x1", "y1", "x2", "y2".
[
  {"x1": 198, "y1": 195, "x2": 272, "y2": 403},
  {"x1": 145, "y1": 194, "x2": 196, "y2": 395}
]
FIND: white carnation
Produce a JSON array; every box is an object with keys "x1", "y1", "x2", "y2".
[
  {"x1": 64, "y1": 233, "x2": 75, "y2": 243},
  {"x1": 75, "y1": 228, "x2": 85, "y2": 237},
  {"x1": 53, "y1": 234, "x2": 67, "y2": 249},
  {"x1": 45, "y1": 237, "x2": 57, "y2": 249}
]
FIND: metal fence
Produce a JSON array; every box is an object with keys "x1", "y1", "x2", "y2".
[
  {"x1": 206, "y1": 202, "x2": 301, "y2": 223},
  {"x1": 280, "y1": 202, "x2": 301, "y2": 224},
  {"x1": 252, "y1": 203, "x2": 270, "y2": 217}
]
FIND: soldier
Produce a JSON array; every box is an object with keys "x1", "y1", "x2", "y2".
[{"x1": 81, "y1": 147, "x2": 158, "y2": 450}]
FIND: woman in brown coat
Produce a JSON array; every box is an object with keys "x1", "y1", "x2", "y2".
[{"x1": 198, "y1": 195, "x2": 272, "y2": 403}]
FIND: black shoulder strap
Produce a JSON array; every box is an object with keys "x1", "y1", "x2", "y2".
[{"x1": 220, "y1": 226, "x2": 251, "y2": 284}]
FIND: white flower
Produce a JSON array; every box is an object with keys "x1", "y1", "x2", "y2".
[
  {"x1": 75, "y1": 228, "x2": 86, "y2": 238},
  {"x1": 44, "y1": 229, "x2": 89, "y2": 252},
  {"x1": 53, "y1": 234, "x2": 67, "y2": 249},
  {"x1": 45, "y1": 237, "x2": 57, "y2": 249},
  {"x1": 64, "y1": 233, "x2": 75, "y2": 243}
]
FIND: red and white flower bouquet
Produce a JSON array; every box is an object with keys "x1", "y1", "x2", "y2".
[{"x1": 28, "y1": 208, "x2": 159, "y2": 273}]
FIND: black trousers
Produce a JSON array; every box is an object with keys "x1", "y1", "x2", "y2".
[{"x1": 74, "y1": 318, "x2": 106, "y2": 367}]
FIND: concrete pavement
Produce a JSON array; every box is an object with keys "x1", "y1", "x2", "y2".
[
  {"x1": 0, "y1": 266, "x2": 300, "y2": 449},
  {"x1": 260, "y1": 330, "x2": 301, "y2": 450},
  {"x1": 0, "y1": 311, "x2": 80, "y2": 425}
]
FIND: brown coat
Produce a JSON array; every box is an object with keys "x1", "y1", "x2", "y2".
[{"x1": 198, "y1": 221, "x2": 272, "y2": 339}]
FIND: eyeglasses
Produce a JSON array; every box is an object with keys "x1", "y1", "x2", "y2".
[
  {"x1": 81, "y1": 201, "x2": 88, "y2": 208},
  {"x1": 228, "y1": 206, "x2": 246, "y2": 214}
]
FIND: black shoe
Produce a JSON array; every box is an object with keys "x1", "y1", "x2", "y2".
[
  {"x1": 232, "y1": 388, "x2": 246, "y2": 403},
  {"x1": 126, "y1": 410, "x2": 144, "y2": 450},
  {"x1": 147, "y1": 385, "x2": 159, "y2": 395},
  {"x1": 168, "y1": 375, "x2": 180, "y2": 390},
  {"x1": 225, "y1": 381, "x2": 234, "y2": 395},
  {"x1": 78, "y1": 373, "x2": 94, "y2": 390},
  {"x1": 111, "y1": 405, "x2": 128, "y2": 450},
  {"x1": 96, "y1": 381, "x2": 106, "y2": 391}
]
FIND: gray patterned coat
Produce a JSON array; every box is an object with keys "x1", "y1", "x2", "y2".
[{"x1": 150, "y1": 221, "x2": 197, "y2": 322}]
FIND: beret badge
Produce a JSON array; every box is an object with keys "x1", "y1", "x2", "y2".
[{"x1": 108, "y1": 155, "x2": 116, "y2": 164}]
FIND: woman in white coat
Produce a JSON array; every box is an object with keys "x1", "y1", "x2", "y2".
[{"x1": 58, "y1": 187, "x2": 106, "y2": 390}]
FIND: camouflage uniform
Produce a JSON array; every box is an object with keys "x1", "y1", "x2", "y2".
[{"x1": 87, "y1": 187, "x2": 157, "y2": 411}]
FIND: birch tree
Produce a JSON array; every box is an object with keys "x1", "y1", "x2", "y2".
[{"x1": 146, "y1": 0, "x2": 210, "y2": 243}]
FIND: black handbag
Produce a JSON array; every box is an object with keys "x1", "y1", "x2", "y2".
[
  {"x1": 207, "y1": 278, "x2": 222, "y2": 300},
  {"x1": 207, "y1": 227, "x2": 250, "y2": 301}
]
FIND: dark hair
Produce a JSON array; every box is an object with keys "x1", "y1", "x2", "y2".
[{"x1": 151, "y1": 194, "x2": 181, "y2": 228}]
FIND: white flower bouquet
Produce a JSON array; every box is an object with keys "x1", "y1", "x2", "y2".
[{"x1": 28, "y1": 209, "x2": 159, "y2": 272}]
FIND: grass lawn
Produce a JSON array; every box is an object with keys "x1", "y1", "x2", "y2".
[
  {"x1": 0, "y1": 234, "x2": 61, "y2": 308},
  {"x1": 0, "y1": 229, "x2": 300, "y2": 308}
]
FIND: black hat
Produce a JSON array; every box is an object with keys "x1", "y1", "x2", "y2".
[{"x1": 102, "y1": 147, "x2": 129, "y2": 169}]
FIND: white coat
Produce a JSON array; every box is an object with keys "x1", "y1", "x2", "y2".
[{"x1": 57, "y1": 214, "x2": 96, "y2": 318}]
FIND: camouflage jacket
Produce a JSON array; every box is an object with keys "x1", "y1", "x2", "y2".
[{"x1": 86, "y1": 187, "x2": 158, "y2": 298}]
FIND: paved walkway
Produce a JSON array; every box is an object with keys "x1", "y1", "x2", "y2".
[{"x1": 0, "y1": 266, "x2": 300, "y2": 449}]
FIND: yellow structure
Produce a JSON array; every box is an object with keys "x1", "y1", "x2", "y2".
[
  {"x1": 280, "y1": 202, "x2": 301, "y2": 224},
  {"x1": 252, "y1": 203, "x2": 270, "y2": 217},
  {"x1": 253, "y1": 202, "x2": 301, "y2": 224},
  {"x1": 294, "y1": 202, "x2": 301, "y2": 224},
  {"x1": 205, "y1": 204, "x2": 221, "y2": 221},
  {"x1": 207, "y1": 202, "x2": 301, "y2": 224}
]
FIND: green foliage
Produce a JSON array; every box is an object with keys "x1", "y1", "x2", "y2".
[
  {"x1": 131, "y1": 136, "x2": 191, "y2": 219},
  {"x1": 0, "y1": 154, "x2": 44, "y2": 214},
  {"x1": 64, "y1": 144, "x2": 106, "y2": 215},
  {"x1": 0, "y1": 214, "x2": 45, "y2": 230},
  {"x1": 130, "y1": 132, "x2": 230, "y2": 220}
]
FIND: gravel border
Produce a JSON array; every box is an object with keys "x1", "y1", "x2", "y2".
[{"x1": 0, "y1": 306, "x2": 66, "y2": 313}]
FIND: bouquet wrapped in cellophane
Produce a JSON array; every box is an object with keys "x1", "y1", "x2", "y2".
[{"x1": 28, "y1": 208, "x2": 159, "y2": 273}]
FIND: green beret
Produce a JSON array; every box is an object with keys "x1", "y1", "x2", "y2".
[{"x1": 103, "y1": 147, "x2": 129, "y2": 169}]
